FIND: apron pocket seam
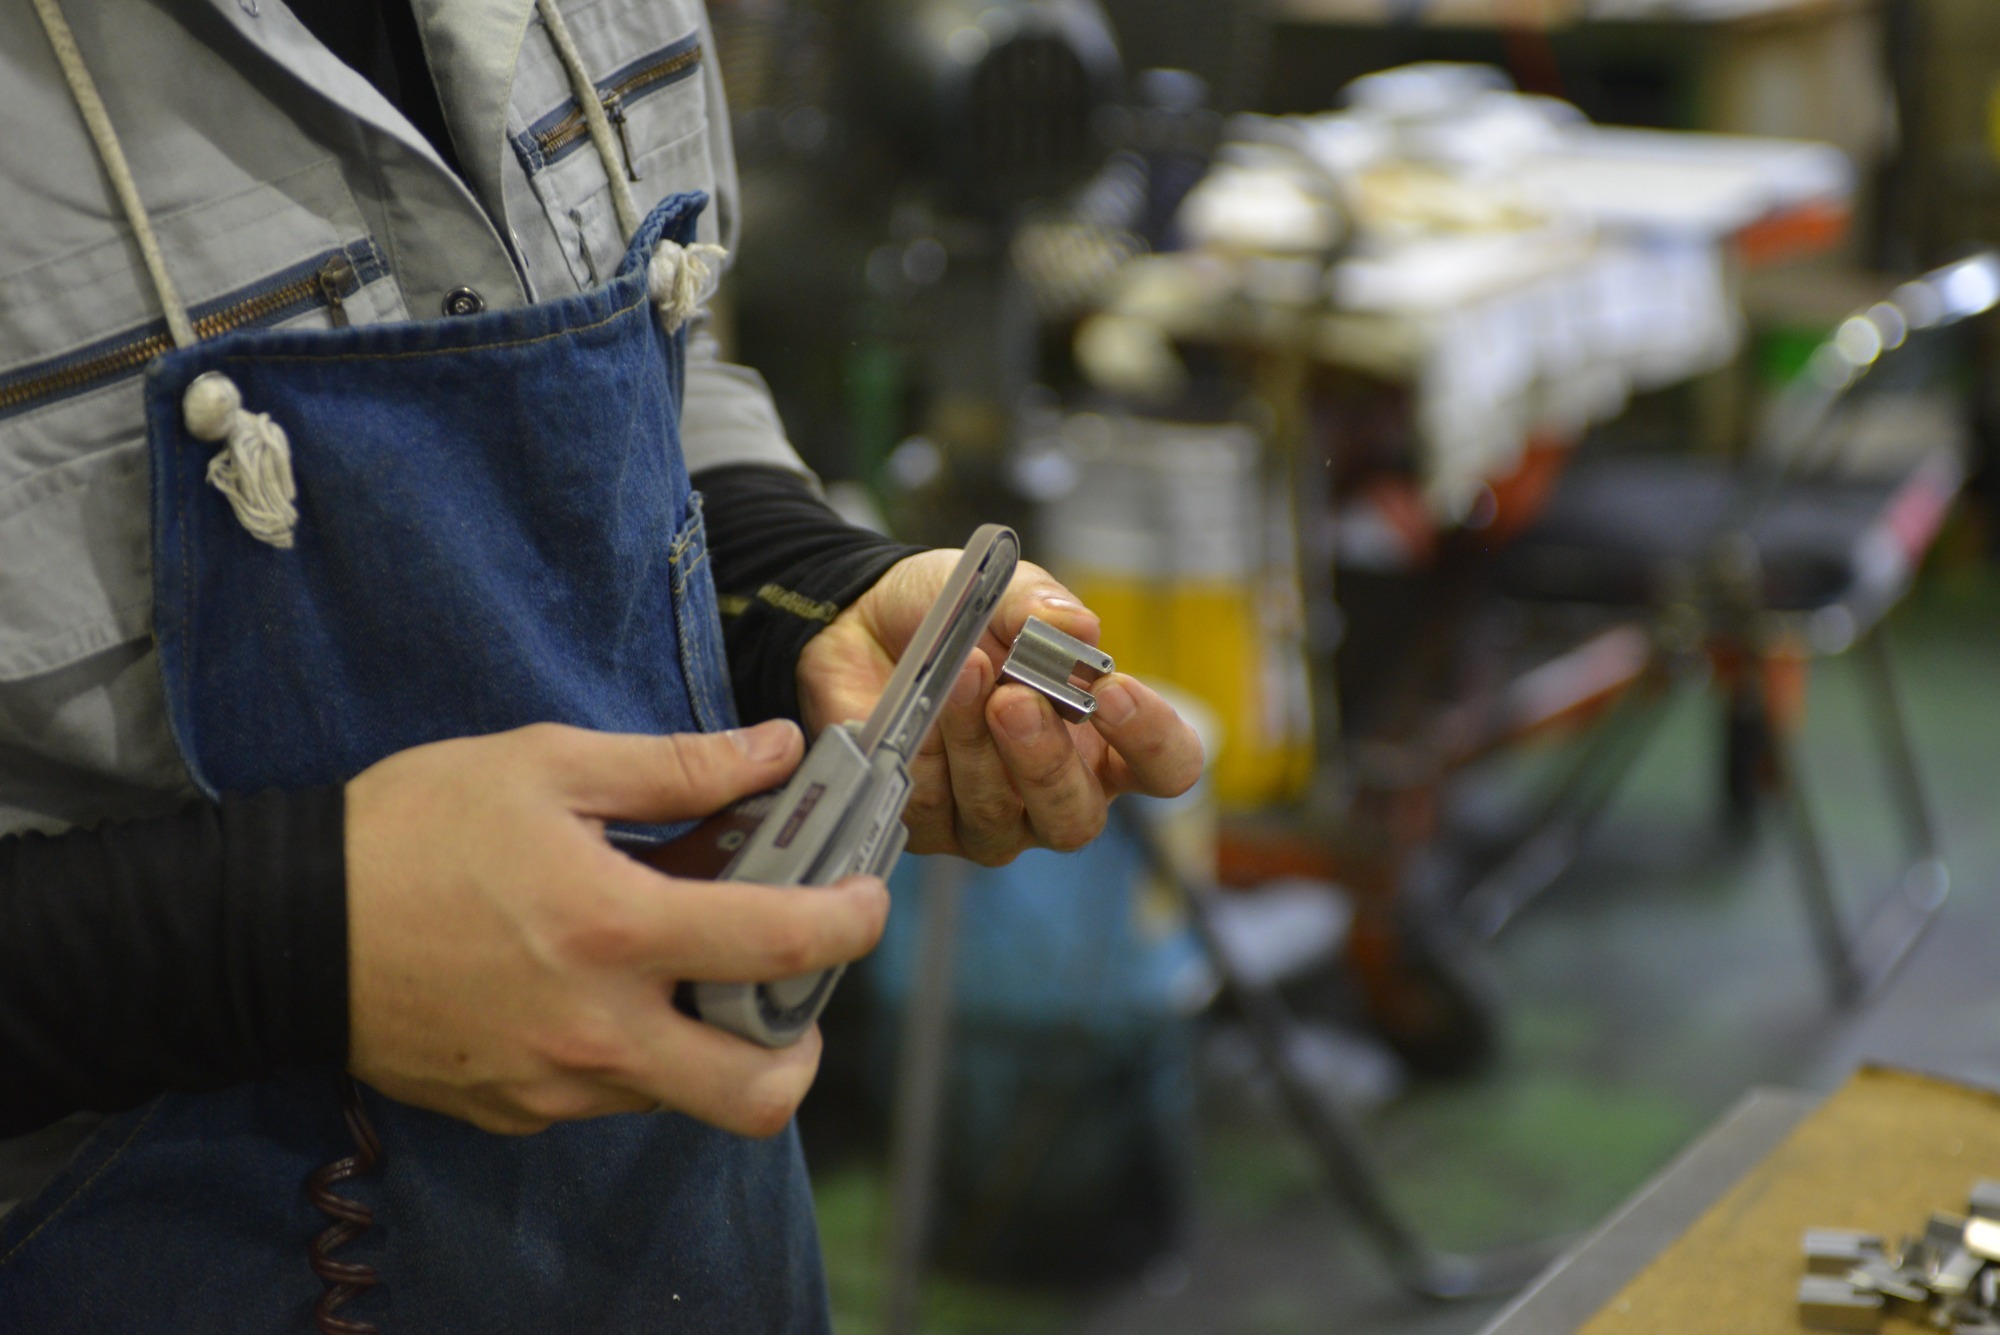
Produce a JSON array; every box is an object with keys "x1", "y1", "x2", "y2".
[
  {"x1": 0, "y1": 1098, "x2": 163, "y2": 1270},
  {"x1": 205, "y1": 288, "x2": 648, "y2": 369}
]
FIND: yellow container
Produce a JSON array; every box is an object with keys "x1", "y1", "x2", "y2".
[
  {"x1": 1039, "y1": 417, "x2": 1314, "y2": 809},
  {"x1": 1070, "y1": 575, "x2": 1313, "y2": 808}
]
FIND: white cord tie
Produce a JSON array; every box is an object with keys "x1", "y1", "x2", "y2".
[
  {"x1": 183, "y1": 371, "x2": 299, "y2": 549},
  {"x1": 647, "y1": 239, "x2": 728, "y2": 334}
]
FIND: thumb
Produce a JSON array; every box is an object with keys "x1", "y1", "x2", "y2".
[
  {"x1": 538, "y1": 720, "x2": 805, "y2": 822},
  {"x1": 985, "y1": 566, "x2": 1101, "y2": 667}
]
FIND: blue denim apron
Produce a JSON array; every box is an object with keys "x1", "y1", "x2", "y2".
[{"x1": 0, "y1": 193, "x2": 829, "y2": 1332}]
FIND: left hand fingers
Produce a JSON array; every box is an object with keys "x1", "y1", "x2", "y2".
[
  {"x1": 986, "y1": 683, "x2": 1108, "y2": 853},
  {"x1": 974, "y1": 571, "x2": 1100, "y2": 677},
  {"x1": 931, "y1": 652, "x2": 1037, "y2": 865},
  {"x1": 904, "y1": 652, "x2": 1026, "y2": 862},
  {"x1": 1085, "y1": 673, "x2": 1206, "y2": 799}
]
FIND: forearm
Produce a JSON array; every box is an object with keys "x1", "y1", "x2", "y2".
[{"x1": 0, "y1": 790, "x2": 347, "y2": 1136}]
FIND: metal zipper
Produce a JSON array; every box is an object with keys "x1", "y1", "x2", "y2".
[
  {"x1": 0, "y1": 242, "x2": 382, "y2": 422},
  {"x1": 603, "y1": 89, "x2": 638, "y2": 181},
  {"x1": 532, "y1": 41, "x2": 704, "y2": 169},
  {"x1": 316, "y1": 252, "x2": 357, "y2": 328}
]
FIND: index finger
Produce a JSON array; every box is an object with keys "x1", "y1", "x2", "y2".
[
  {"x1": 1086, "y1": 674, "x2": 1205, "y2": 799},
  {"x1": 619, "y1": 1004, "x2": 827, "y2": 1139},
  {"x1": 611, "y1": 871, "x2": 892, "y2": 982},
  {"x1": 979, "y1": 566, "x2": 1101, "y2": 677}
]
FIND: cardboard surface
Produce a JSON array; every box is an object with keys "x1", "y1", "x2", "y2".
[{"x1": 1579, "y1": 1066, "x2": 2000, "y2": 1334}]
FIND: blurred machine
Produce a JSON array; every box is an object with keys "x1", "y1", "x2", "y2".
[
  {"x1": 836, "y1": 0, "x2": 1121, "y2": 214},
  {"x1": 1882, "y1": 0, "x2": 2000, "y2": 539},
  {"x1": 1092, "y1": 0, "x2": 1275, "y2": 113},
  {"x1": 715, "y1": 0, "x2": 1122, "y2": 533},
  {"x1": 1886, "y1": 0, "x2": 2000, "y2": 265}
]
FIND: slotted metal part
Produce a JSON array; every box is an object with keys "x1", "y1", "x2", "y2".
[
  {"x1": 1806, "y1": 1229, "x2": 1885, "y2": 1276},
  {"x1": 999, "y1": 615, "x2": 1113, "y2": 722},
  {"x1": 1799, "y1": 1275, "x2": 1885, "y2": 1332}
]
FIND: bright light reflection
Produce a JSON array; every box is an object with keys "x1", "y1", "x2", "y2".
[
  {"x1": 1809, "y1": 342, "x2": 1856, "y2": 390},
  {"x1": 1894, "y1": 280, "x2": 1946, "y2": 330},
  {"x1": 1937, "y1": 256, "x2": 2000, "y2": 320},
  {"x1": 946, "y1": 25, "x2": 989, "y2": 65},
  {"x1": 1834, "y1": 315, "x2": 1883, "y2": 367},
  {"x1": 1865, "y1": 302, "x2": 1908, "y2": 352}
]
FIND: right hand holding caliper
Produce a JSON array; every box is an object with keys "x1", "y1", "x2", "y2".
[{"x1": 341, "y1": 719, "x2": 888, "y2": 1137}]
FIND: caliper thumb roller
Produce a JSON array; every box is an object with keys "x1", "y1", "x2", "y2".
[{"x1": 633, "y1": 525, "x2": 1022, "y2": 1048}]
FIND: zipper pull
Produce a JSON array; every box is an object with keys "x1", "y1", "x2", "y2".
[
  {"x1": 604, "y1": 90, "x2": 640, "y2": 182},
  {"x1": 317, "y1": 253, "x2": 355, "y2": 328}
]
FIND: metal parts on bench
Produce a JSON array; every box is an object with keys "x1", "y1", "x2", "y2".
[
  {"x1": 1798, "y1": 1182, "x2": 2000, "y2": 1332},
  {"x1": 1000, "y1": 616, "x2": 1113, "y2": 722}
]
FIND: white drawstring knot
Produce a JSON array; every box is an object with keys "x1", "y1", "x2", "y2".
[
  {"x1": 182, "y1": 371, "x2": 299, "y2": 549},
  {"x1": 647, "y1": 239, "x2": 728, "y2": 334}
]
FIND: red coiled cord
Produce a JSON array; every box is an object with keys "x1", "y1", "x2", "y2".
[{"x1": 306, "y1": 1077, "x2": 384, "y2": 1335}]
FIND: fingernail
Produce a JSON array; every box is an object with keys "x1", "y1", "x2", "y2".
[
  {"x1": 950, "y1": 661, "x2": 982, "y2": 707},
  {"x1": 727, "y1": 721, "x2": 795, "y2": 763},
  {"x1": 1094, "y1": 677, "x2": 1137, "y2": 726},
  {"x1": 996, "y1": 693, "x2": 1046, "y2": 743}
]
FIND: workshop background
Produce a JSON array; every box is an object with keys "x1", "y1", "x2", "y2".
[{"x1": 704, "y1": 1, "x2": 2000, "y2": 1331}]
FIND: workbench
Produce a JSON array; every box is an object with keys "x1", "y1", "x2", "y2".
[{"x1": 1483, "y1": 1067, "x2": 2000, "y2": 1334}]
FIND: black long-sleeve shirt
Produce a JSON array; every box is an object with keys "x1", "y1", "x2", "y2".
[{"x1": 0, "y1": 466, "x2": 916, "y2": 1138}]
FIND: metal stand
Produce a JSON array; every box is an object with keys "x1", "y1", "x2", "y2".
[
  {"x1": 1451, "y1": 623, "x2": 1947, "y2": 1006},
  {"x1": 1775, "y1": 628, "x2": 1948, "y2": 1005},
  {"x1": 1457, "y1": 664, "x2": 1681, "y2": 941},
  {"x1": 881, "y1": 857, "x2": 967, "y2": 1335},
  {"x1": 1124, "y1": 808, "x2": 1557, "y2": 1301}
]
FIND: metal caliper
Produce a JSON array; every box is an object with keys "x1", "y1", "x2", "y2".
[{"x1": 638, "y1": 524, "x2": 1021, "y2": 1047}]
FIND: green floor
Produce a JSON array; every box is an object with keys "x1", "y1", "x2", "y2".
[{"x1": 815, "y1": 566, "x2": 2000, "y2": 1335}]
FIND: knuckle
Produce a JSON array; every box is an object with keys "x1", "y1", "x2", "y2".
[
  {"x1": 905, "y1": 784, "x2": 952, "y2": 820},
  {"x1": 860, "y1": 883, "x2": 892, "y2": 937},
  {"x1": 518, "y1": 721, "x2": 580, "y2": 761},
  {"x1": 961, "y1": 782, "x2": 1024, "y2": 831},
  {"x1": 1131, "y1": 741, "x2": 1202, "y2": 799},
  {"x1": 1129, "y1": 727, "x2": 1204, "y2": 796},
  {"x1": 940, "y1": 701, "x2": 993, "y2": 748},
  {"x1": 903, "y1": 784, "x2": 955, "y2": 832},
  {"x1": 969, "y1": 803, "x2": 1025, "y2": 843},
  {"x1": 902, "y1": 821, "x2": 962, "y2": 858},
  {"x1": 958, "y1": 822, "x2": 1027, "y2": 868},
  {"x1": 535, "y1": 892, "x2": 641, "y2": 968},
  {"x1": 471, "y1": 1108, "x2": 546, "y2": 1136},
  {"x1": 515, "y1": 1078, "x2": 608, "y2": 1126},
  {"x1": 651, "y1": 735, "x2": 712, "y2": 797},
  {"x1": 731, "y1": 1073, "x2": 811, "y2": 1140},
  {"x1": 499, "y1": 1081, "x2": 574, "y2": 1129},
  {"x1": 764, "y1": 918, "x2": 819, "y2": 977},
  {"x1": 1040, "y1": 806, "x2": 1105, "y2": 854},
  {"x1": 737, "y1": 1097, "x2": 798, "y2": 1140},
  {"x1": 533, "y1": 1014, "x2": 631, "y2": 1077},
  {"x1": 1013, "y1": 742, "x2": 1077, "y2": 790}
]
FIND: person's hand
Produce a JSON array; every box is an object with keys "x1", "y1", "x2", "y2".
[
  {"x1": 343, "y1": 720, "x2": 888, "y2": 1137},
  {"x1": 797, "y1": 551, "x2": 1205, "y2": 866}
]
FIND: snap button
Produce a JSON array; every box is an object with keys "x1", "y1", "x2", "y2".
[{"x1": 442, "y1": 287, "x2": 486, "y2": 317}]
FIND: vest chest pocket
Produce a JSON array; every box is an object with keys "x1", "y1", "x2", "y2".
[
  {"x1": 0, "y1": 158, "x2": 401, "y2": 683},
  {"x1": 512, "y1": 3, "x2": 719, "y2": 293}
]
